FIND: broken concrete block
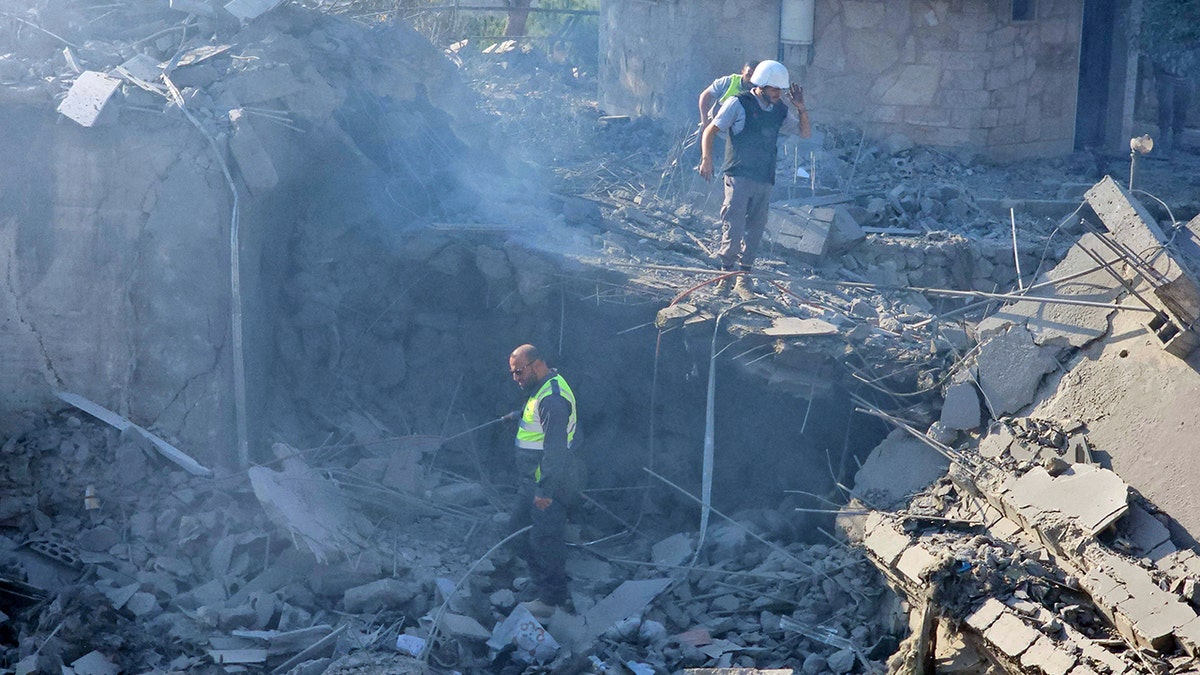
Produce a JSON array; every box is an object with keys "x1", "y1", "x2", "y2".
[
  {"x1": 862, "y1": 520, "x2": 910, "y2": 568},
  {"x1": 895, "y1": 545, "x2": 942, "y2": 584},
  {"x1": 581, "y1": 578, "x2": 672, "y2": 643},
  {"x1": 70, "y1": 651, "x2": 119, "y2": 675},
  {"x1": 57, "y1": 71, "x2": 121, "y2": 127},
  {"x1": 342, "y1": 578, "x2": 417, "y2": 614},
  {"x1": 170, "y1": 0, "x2": 218, "y2": 16},
  {"x1": 975, "y1": 325, "x2": 1058, "y2": 416},
  {"x1": 941, "y1": 381, "x2": 982, "y2": 430},
  {"x1": 1176, "y1": 615, "x2": 1200, "y2": 656},
  {"x1": 1006, "y1": 465, "x2": 1128, "y2": 535},
  {"x1": 1087, "y1": 176, "x2": 1200, "y2": 327},
  {"x1": 766, "y1": 203, "x2": 864, "y2": 260},
  {"x1": 984, "y1": 612, "x2": 1041, "y2": 657},
  {"x1": 651, "y1": 533, "x2": 692, "y2": 567},
  {"x1": 224, "y1": 0, "x2": 283, "y2": 22},
  {"x1": 1019, "y1": 636, "x2": 1076, "y2": 675},
  {"x1": 395, "y1": 633, "x2": 425, "y2": 657},
  {"x1": 853, "y1": 429, "x2": 950, "y2": 510},
  {"x1": 439, "y1": 612, "x2": 491, "y2": 641},
  {"x1": 125, "y1": 591, "x2": 159, "y2": 617},
  {"x1": 77, "y1": 525, "x2": 120, "y2": 553},
  {"x1": 1119, "y1": 504, "x2": 1172, "y2": 557}
]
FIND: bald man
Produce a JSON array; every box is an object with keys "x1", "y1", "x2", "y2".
[{"x1": 507, "y1": 344, "x2": 579, "y2": 618}]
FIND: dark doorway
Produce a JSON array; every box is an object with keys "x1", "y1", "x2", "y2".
[{"x1": 1075, "y1": 0, "x2": 1116, "y2": 149}]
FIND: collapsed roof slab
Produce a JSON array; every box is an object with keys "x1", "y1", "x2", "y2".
[
  {"x1": 975, "y1": 232, "x2": 1122, "y2": 350},
  {"x1": 1085, "y1": 176, "x2": 1200, "y2": 328},
  {"x1": 1025, "y1": 302, "x2": 1200, "y2": 540}
]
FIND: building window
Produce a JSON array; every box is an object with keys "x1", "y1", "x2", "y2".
[{"x1": 1012, "y1": 0, "x2": 1036, "y2": 21}]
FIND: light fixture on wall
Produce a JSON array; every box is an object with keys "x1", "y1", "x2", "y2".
[{"x1": 1129, "y1": 134, "x2": 1153, "y2": 191}]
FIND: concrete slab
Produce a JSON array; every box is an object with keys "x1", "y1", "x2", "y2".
[
  {"x1": 762, "y1": 317, "x2": 838, "y2": 337},
  {"x1": 1019, "y1": 636, "x2": 1076, "y2": 675},
  {"x1": 852, "y1": 429, "x2": 950, "y2": 510},
  {"x1": 861, "y1": 520, "x2": 910, "y2": 568},
  {"x1": 1006, "y1": 465, "x2": 1128, "y2": 535},
  {"x1": 984, "y1": 612, "x2": 1041, "y2": 658},
  {"x1": 1117, "y1": 504, "x2": 1172, "y2": 557},
  {"x1": 57, "y1": 71, "x2": 121, "y2": 127},
  {"x1": 895, "y1": 544, "x2": 941, "y2": 584},
  {"x1": 978, "y1": 426, "x2": 1013, "y2": 459},
  {"x1": 581, "y1": 578, "x2": 672, "y2": 642},
  {"x1": 975, "y1": 325, "x2": 1059, "y2": 416},
  {"x1": 940, "y1": 381, "x2": 982, "y2": 430},
  {"x1": 1086, "y1": 176, "x2": 1200, "y2": 324},
  {"x1": 651, "y1": 533, "x2": 693, "y2": 567},
  {"x1": 977, "y1": 233, "x2": 1120, "y2": 349}
]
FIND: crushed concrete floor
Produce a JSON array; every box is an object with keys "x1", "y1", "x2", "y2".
[{"x1": 4, "y1": 1, "x2": 1200, "y2": 674}]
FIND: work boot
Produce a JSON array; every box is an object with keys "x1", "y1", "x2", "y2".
[{"x1": 732, "y1": 275, "x2": 756, "y2": 300}]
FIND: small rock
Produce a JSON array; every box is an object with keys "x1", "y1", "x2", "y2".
[
  {"x1": 78, "y1": 525, "x2": 121, "y2": 552},
  {"x1": 802, "y1": 653, "x2": 828, "y2": 675},
  {"x1": 490, "y1": 588, "x2": 516, "y2": 609},
  {"x1": 125, "y1": 591, "x2": 159, "y2": 617},
  {"x1": 342, "y1": 578, "x2": 418, "y2": 614},
  {"x1": 828, "y1": 648, "x2": 856, "y2": 674}
]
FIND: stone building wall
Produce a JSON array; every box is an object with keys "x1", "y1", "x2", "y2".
[
  {"x1": 803, "y1": 0, "x2": 1083, "y2": 160},
  {"x1": 599, "y1": 0, "x2": 781, "y2": 125},
  {"x1": 600, "y1": 0, "x2": 1086, "y2": 160}
]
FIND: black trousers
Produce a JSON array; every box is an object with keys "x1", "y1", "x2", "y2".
[{"x1": 510, "y1": 449, "x2": 574, "y2": 606}]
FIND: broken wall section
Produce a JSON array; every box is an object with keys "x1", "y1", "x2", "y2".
[{"x1": 0, "y1": 4, "x2": 509, "y2": 467}]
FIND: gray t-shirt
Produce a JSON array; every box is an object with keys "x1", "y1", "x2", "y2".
[
  {"x1": 712, "y1": 92, "x2": 802, "y2": 136},
  {"x1": 705, "y1": 74, "x2": 751, "y2": 119}
]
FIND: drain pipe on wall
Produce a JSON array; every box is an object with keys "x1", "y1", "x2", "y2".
[{"x1": 778, "y1": 0, "x2": 815, "y2": 63}]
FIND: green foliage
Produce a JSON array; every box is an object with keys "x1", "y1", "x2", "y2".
[{"x1": 1141, "y1": 0, "x2": 1200, "y2": 48}]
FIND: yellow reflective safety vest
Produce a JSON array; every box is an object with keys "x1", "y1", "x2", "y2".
[
  {"x1": 719, "y1": 74, "x2": 746, "y2": 104},
  {"x1": 515, "y1": 373, "x2": 577, "y2": 483}
]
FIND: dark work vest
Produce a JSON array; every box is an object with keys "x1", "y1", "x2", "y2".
[{"x1": 722, "y1": 92, "x2": 788, "y2": 184}]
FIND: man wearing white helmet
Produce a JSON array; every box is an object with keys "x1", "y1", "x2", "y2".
[{"x1": 699, "y1": 59, "x2": 810, "y2": 299}]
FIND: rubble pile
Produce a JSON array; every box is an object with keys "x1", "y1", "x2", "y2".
[
  {"x1": 842, "y1": 176, "x2": 1200, "y2": 672},
  {"x1": 0, "y1": 407, "x2": 909, "y2": 673}
]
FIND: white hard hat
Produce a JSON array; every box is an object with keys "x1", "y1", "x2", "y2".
[{"x1": 749, "y1": 60, "x2": 789, "y2": 89}]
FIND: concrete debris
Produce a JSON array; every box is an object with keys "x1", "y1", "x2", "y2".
[
  {"x1": 939, "y1": 381, "x2": 982, "y2": 431},
  {"x1": 56, "y1": 391, "x2": 213, "y2": 477},
  {"x1": 224, "y1": 0, "x2": 284, "y2": 22},
  {"x1": 248, "y1": 453, "x2": 374, "y2": 563},
  {"x1": 973, "y1": 325, "x2": 1059, "y2": 417},
  {"x1": 765, "y1": 203, "x2": 865, "y2": 261},
  {"x1": 853, "y1": 429, "x2": 951, "y2": 511},
  {"x1": 57, "y1": 71, "x2": 121, "y2": 127}
]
